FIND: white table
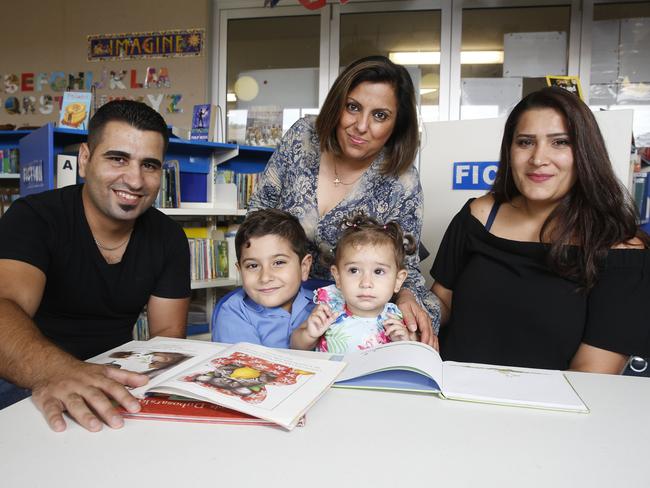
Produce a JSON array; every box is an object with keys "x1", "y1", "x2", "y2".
[{"x1": 1, "y1": 371, "x2": 649, "y2": 487}]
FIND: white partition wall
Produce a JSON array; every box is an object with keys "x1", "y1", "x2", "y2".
[{"x1": 418, "y1": 109, "x2": 634, "y2": 287}]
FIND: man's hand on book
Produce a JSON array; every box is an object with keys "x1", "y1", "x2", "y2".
[{"x1": 31, "y1": 361, "x2": 149, "y2": 432}]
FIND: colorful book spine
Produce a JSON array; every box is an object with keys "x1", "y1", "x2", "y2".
[
  {"x1": 215, "y1": 170, "x2": 262, "y2": 209},
  {"x1": 0, "y1": 149, "x2": 14, "y2": 173},
  {"x1": 9, "y1": 148, "x2": 19, "y2": 173},
  {"x1": 133, "y1": 310, "x2": 149, "y2": 341},
  {"x1": 188, "y1": 238, "x2": 229, "y2": 280}
]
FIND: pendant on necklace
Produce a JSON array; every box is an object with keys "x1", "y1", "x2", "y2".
[{"x1": 333, "y1": 177, "x2": 341, "y2": 186}]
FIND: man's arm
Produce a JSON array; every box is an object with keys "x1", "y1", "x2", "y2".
[
  {"x1": 146, "y1": 295, "x2": 189, "y2": 338},
  {"x1": 0, "y1": 259, "x2": 146, "y2": 432}
]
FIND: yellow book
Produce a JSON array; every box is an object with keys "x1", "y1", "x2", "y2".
[{"x1": 184, "y1": 227, "x2": 209, "y2": 239}]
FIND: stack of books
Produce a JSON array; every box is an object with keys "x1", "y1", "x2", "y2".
[
  {"x1": 185, "y1": 227, "x2": 229, "y2": 281},
  {"x1": 216, "y1": 169, "x2": 261, "y2": 209},
  {"x1": 155, "y1": 160, "x2": 181, "y2": 208},
  {"x1": 0, "y1": 148, "x2": 19, "y2": 174},
  {"x1": 188, "y1": 238, "x2": 229, "y2": 280},
  {"x1": 132, "y1": 310, "x2": 149, "y2": 341}
]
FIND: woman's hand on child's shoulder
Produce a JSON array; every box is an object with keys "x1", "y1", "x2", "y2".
[{"x1": 384, "y1": 314, "x2": 418, "y2": 343}]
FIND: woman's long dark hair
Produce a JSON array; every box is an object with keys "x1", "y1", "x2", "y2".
[{"x1": 492, "y1": 87, "x2": 647, "y2": 288}]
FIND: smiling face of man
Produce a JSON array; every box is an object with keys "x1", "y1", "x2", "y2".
[{"x1": 78, "y1": 120, "x2": 164, "y2": 227}]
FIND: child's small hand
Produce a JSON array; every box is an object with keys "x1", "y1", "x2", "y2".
[
  {"x1": 305, "y1": 303, "x2": 338, "y2": 339},
  {"x1": 384, "y1": 314, "x2": 418, "y2": 342}
]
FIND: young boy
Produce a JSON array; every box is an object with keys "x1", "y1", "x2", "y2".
[{"x1": 212, "y1": 209, "x2": 314, "y2": 348}]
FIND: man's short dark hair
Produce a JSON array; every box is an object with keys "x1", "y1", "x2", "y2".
[
  {"x1": 235, "y1": 209, "x2": 309, "y2": 262},
  {"x1": 87, "y1": 100, "x2": 169, "y2": 153}
]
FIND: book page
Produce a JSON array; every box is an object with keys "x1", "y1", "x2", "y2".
[
  {"x1": 149, "y1": 342, "x2": 345, "y2": 429},
  {"x1": 334, "y1": 341, "x2": 443, "y2": 386},
  {"x1": 89, "y1": 338, "x2": 221, "y2": 395},
  {"x1": 441, "y1": 362, "x2": 588, "y2": 413}
]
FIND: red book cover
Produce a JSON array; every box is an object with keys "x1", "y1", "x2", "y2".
[{"x1": 119, "y1": 395, "x2": 305, "y2": 426}]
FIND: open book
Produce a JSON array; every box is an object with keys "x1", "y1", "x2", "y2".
[
  {"x1": 331, "y1": 342, "x2": 588, "y2": 413},
  {"x1": 90, "y1": 338, "x2": 345, "y2": 429}
]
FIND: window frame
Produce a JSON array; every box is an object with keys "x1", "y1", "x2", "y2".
[{"x1": 211, "y1": 0, "x2": 648, "y2": 140}]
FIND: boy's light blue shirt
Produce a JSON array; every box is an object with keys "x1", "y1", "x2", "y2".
[{"x1": 212, "y1": 285, "x2": 315, "y2": 348}]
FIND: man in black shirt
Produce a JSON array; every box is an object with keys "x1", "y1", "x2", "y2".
[{"x1": 0, "y1": 100, "x2": 190, "y2": 432}]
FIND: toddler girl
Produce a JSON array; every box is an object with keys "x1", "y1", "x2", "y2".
[{"x1": 291, "y1": 214, "x2": 418, "y2": 353}]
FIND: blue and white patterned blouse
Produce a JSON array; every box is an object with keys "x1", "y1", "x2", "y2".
[{"x1": 248, "y1": 116, "x2": 440, "y2": 332}]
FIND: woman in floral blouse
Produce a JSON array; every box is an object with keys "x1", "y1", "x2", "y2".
[{"x1": 248, "y1": 55, "x2": 440, "y2": 347}]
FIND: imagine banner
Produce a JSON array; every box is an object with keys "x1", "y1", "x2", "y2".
[{"x1": 88, "y1": 29, "x2": 204, "y2": 61}]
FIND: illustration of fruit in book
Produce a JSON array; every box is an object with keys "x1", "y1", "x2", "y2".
[{"x1": 183, "y1": 352, "x2": 314, "y2": 404}]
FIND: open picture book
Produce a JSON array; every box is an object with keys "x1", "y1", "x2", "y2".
[
  {"x1": 331, "y1": 341, "x2": 588, "y2": 413},
  {"x1": 89, "y1": 338, "x2": 345, "y2": 429}
]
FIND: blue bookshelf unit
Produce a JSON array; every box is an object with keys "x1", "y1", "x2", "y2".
[
  {"x1": 19, "y1": 124, "x2": 86, "y2": 196},
  {"x1": 167, "y1": 134, "x2": 238, "y2": 202},
  {"x1": 0, "y1": 129, "x2": 31, "y2": 152},
  {"x1": 217, "y1": 144, "x2": 274, "y2": 175},
  {"x1": 17, "y1": 124, "x2": 244, "y2": 202}
]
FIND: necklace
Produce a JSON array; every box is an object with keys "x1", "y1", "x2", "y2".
[
  {"x1": 94, "y1": 232, "x2": 132, "y2": 252},
  {"x1": 333, "y1": 160, "x2": 365, "y2": 187}
]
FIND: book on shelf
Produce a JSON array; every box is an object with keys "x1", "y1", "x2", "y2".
[
  {"x1": 0, "y1": 148, "x2": 19, "y2": 174},
  {"x1": 633, "y1": 169, "x2": 649, "y2": 224},
  {"x1": 156, "y1": 159, "x2": 181, "y2": 208},
  {"x1": 58, "y1": 91, "x2": 92, "y2": 130},
  {"x1": 115, "y1": 394, "x2": 305, "y2": 426},
  {"x1": 216, "y1": 169, "x2": 261, "y2": 209},
  {"x1": 331, "y1": 341, "x2": 588, "y2": 413},
  {"x1": 189, "y1": 104, "x2": 217, "y2": 142},
  {"x1": 89, "y1": 338, "x2": 345, "y2": 430},
  {"x1": 187, "y1": 293, "x2": 209, "y2": 336},
  {"x1": 56, "y1": 154, "x2": 77, "y2": 188},
  {"x1": 0, "y1": 188, "x2": 20, "y2": 216},
  {"x1": 187, "y1": 235, "x2": 229, "y2": 280},
  {"x1": 245, "y1": 105, "x2": 282, "y2": 147},
  {"x1": 132, "y1": 310, "x2": 149, "y2": 341},
  {"x1": 545, "y1": 75, "x2": 584, "y2": 100},
  {"x1": 184, "y1": 226, "x2": 210, "y2": 239}
]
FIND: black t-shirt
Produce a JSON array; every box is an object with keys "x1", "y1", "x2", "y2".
[
  {"x1": 431, "y1": 199, "x2": 650, "y2": 370},
  {"x1": 0, "y1": 185, "x2": 190, "y2": 359}
]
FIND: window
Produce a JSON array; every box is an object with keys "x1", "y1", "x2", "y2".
[
  {"x1": 340, "y1": 10, "x2": 442, "y2": 122},
  {"x1": 460, "y1": 6, "x2": 571, "y2": 119},
  {"x1": 226, "y1": 16, "x2": 320, "y2": 145},
  {"x1": 590, "y1": 2, "x2": 650, "y2": 147}
]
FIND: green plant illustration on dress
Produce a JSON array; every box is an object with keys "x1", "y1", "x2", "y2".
[{"x1": 325, "y1": 327, "x2": 352, "y2": 353}]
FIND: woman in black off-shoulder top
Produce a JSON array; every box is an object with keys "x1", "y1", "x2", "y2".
[{"x1": 430, "y1": 87, "x2": 650, "y2": 373}]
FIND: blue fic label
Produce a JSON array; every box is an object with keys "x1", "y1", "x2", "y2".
[{"x1": 452, "y1": 161, "x2": 499, "y2": 190}]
